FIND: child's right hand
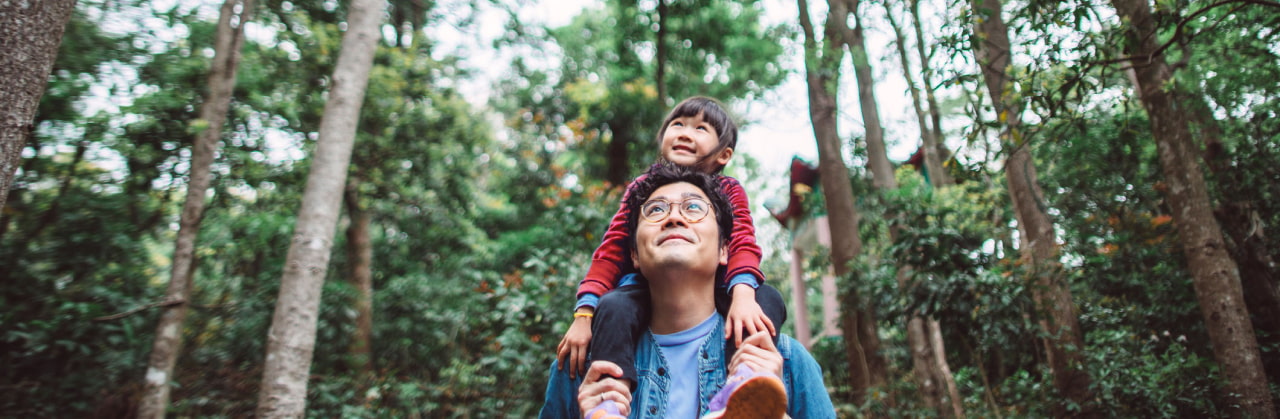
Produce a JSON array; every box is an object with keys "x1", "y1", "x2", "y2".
[{"x1": 556, "y1": 313, "x2": 593, "y2": 379}]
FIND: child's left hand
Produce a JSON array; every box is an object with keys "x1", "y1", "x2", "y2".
[{"x1": 726, "y1": 286, "x2": 776, "y2": 347}]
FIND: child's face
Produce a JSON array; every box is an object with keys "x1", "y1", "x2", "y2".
[{"x1": 660, "y1": 112, "x2": 733, "y2": 169}]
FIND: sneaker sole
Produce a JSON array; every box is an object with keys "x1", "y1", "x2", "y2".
[{"x1": 709, "y1": 376, "x2": 787, "y2": 419}]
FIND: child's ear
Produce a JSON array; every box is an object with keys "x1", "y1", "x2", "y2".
[{"x1": 713, "y1": 147, "x2": 733, "y2": 167}]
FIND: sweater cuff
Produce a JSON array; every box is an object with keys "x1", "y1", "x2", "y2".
[
  {"x1": 726, "y1": 273, "x2": 760, "y2": 295},
  {"x1": 575, "y1": 294, "x2": 600, "y2": 311}
]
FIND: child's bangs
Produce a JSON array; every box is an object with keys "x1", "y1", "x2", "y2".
[{"x1": 670, "y1": 98, "x2": 731, "y2": 136}]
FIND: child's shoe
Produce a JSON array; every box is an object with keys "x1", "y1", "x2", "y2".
[
  {"x1": 701, "y1": 364, "x2": 786, "y2": 419},
  {"x1": 584, "y1": 399, "x2": 625, "y2": 419}
]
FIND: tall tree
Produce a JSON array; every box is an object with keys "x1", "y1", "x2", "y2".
[
  {"x1": 910, "y1": 0, "x2": 949, "y2": 177},
  {"x1": 255, "y1": 0, "x2": 385, "y2": 415},
  {"x1": 0, "y1": 0, "x2": 77, "y2": 210},
  {"x1": 885, "y1": 0, "x2": 950, "y2": 187},
  {"x1": 839, "y1": 0, "x2": 893, "y2": 190},
  {"x1": 1109, "y1": 0, "x2": 1274, "y2": 415},
  {"x1": 796, "y1": 0, "x2": 887, "y2": 404},
  {"x1": 137, "y1": 0, "x2": 255, "y2": 416},
  {"x1": 878, "y1": 4, "x2": 963, "y2": 414},
  {"x1": 343, "y1": 179, "x2": 374, "y2": 380},
  {"x1": 838, "y1": 0, "x2": 959, "y2": 413},
  {"x1": 970, "y1": 0, "x2": 1095, "y2": 415}
]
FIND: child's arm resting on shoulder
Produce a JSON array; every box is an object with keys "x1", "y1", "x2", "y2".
[
  {"x1": 556, "y1": 306, "x2": 595, "y2": 379},
  {"x1": 726, "y1": 282, "x2": 776, "y2": 346}
]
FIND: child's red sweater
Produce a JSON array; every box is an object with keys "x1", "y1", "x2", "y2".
[{"x1": 576, "y1": 173, "x2": 765, "y2": 301}]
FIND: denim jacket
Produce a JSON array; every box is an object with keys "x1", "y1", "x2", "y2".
[{"x1": 539, "y1": 314, "x2": 836, "y2": 418}]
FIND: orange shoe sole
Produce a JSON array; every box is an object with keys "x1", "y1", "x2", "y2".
[{"x1": 709, "y1": 375, "x2": 786, "y2": 419}]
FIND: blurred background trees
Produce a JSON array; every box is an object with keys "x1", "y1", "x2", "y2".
[{"x1": 1, "y1": 0, "x2": 1277, "y2": 416}]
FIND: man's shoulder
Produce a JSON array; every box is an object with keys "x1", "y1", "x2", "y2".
[{"x1": 776, "y1": 334, "x2": 821, "y2": 368}]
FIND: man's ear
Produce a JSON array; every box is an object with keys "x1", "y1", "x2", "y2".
[
  {"x1": 632, "y1": 248, "x2": 640, "y2": 270},
  {"x1": 718, "y1": 243, "x2": 728, "y2": 265}
]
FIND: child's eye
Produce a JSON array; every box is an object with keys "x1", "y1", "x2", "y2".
[{"x1": 671, "y1": 121, "x2": 684, "y2": 127}]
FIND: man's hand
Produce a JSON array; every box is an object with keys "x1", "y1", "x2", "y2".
[
  {"x1": 578, "y1": 361, "x2": 633, "y2": 416},
  {"x1": 556, "y1": 309, "x2": 593, "y2": 379},
  {"x1": 726, "y1": 285, "x2": 776, "y2": 347},
  {"x1": 730, "y1": 331, "x2": 784, "y2": 379}
]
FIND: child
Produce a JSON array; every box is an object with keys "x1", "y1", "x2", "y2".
[{"x1": 555, "y1": 96, "x2": 788, "y2": 418}]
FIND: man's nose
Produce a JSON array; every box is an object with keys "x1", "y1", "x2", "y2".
[{"x1": 663, "y1": 209, "x2": 689, "y2": 227}]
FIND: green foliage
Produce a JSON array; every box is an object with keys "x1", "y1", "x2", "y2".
[{"x1": 6, "y1": 0, "x2": 1280, "y2": 416}]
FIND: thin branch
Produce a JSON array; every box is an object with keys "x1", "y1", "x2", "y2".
[
  {"x1": 93, "y1": 299, "x2": 224, "y2": 321},
  {"x1": 1091, "y1": 0, "x2": 1280, "y2": 67}
]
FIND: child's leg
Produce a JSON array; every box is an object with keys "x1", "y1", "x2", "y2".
[{"x1": 589, "y1": 285, "x2": 650, "y2": 387}]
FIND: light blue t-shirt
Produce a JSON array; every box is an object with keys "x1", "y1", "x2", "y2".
[{"x1": 652, "y1": 313, "x2": 718, "y2": 419}]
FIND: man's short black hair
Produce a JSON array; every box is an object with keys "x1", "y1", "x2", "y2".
[{"x1": 624, "y1": 163, "x2": 734, "y2": 253}]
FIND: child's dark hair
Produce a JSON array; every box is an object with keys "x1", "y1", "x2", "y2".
[
  {"x1": 624, "y1": 163, "x2": 734, "y2": 253},
  {"x1": 654, "y1": 96, "x2": 739, "y2": 173}
]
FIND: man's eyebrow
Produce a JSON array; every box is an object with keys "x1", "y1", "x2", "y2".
[{"x1": 681, "y1": 192, "x2": 708, "y2": 200}]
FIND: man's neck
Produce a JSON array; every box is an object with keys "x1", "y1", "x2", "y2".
[{"x1": 645, "y1": 268, "x2": 718, "y2": 335}]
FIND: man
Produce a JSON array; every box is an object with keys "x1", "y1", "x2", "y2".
[{"x1": 540, "y1": 164, "x2": 835, "y2": 418}]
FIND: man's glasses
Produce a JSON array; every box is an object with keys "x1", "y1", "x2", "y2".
[{"x1": 640, "y1": 197, "x2": 711, "y2": 223}]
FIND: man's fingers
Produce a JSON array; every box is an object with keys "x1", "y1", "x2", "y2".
[
  {"x1": 742, "y1": 330, "x2": 775, "y2": 350},
  {"x1": 583, "y1": 360, "x2": 624, "y2": 383}
]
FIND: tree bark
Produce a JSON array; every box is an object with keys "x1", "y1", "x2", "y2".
[
  {"x1": 797, "y1": 0, "x2": 886, "y2": 404},
  {"x1": 655, "y1": 0, "x2": 668, "y2": 104},
  {"x1": 1188, "y1": 93, "x2": 1280, "y2": 385},
  {"x1": 843, "y1": 0, "x2": 958, "y2": 413},
  {"x1": 909, "y1": 0, "x2": 948, "y2": 175},
  {"x1": 1109, "y1": 0, "x2": 1274, "y2": 415},
  {"x1": 137, "y1": 0, "x2": 253, "y2": 416},
  {"x1": 884, "y1": 1, "x2": 950, "y2": 187},
  {"x1": 343, "y1": 179, "x2": 375, "y2": 381},
  {"x1": 0, "y1": 0, "x2": 77, "y2": 211},
  {"x1": 255, "y1": 0, "x2": 384, "y2": 415},
  {"x1": 839, "y1": 0, "x2": 893, "y2": 191},
  {"x1": 971, "y1": 0, "x2": 1094, "y2": 416}
]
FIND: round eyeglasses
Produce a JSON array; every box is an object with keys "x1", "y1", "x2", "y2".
[{"x1": 640, "y1": 197, "x2": 711, "y2": 223}]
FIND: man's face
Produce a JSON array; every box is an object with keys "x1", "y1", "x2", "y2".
[{"x1": 631, "y1": 182, "x2": 727, "y2": 276}]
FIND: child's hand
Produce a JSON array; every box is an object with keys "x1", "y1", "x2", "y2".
[
  {"x1": 726, "y1": 285, "x2": 776, "y2": 347},
  {"x1": 556, "y1": 311, "x2": 593, "y2": 379}
]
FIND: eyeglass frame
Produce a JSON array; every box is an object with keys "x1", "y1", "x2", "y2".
[{"x1": 639, "y1": 197, "x2": 713, "y2": 224}]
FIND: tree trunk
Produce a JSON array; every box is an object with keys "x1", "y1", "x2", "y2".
[
  {"x1": 884, "y1": 2, "x2": 950, "y2": 187},
  {"x1": 137, "y1": 1, "x2": 253, "y2": 416},
  {"x1": 885, "y1": 8, "x2": 962, "y2": 415},
  {"x1": 0, "y1": 0, "x2": 77, "y2": 211},
  {"x1": 1217, "y1": 199, "x2": 1280, "y2": 383},
  {"x1": 910, "y1": 0, "x2": 948, "y2": 176},
  {"x1": 655, "y1": 0, "x2": 668, "y2": 105},
  {"x1": 841, "y1": 0, "x2": 893, "y2": 191},
  {"x1": 797, "y1": 0, "x2": 886, "y2": 404},
  {"x1": 1109, "y1": 0, "x2": 1274, "y2": 415},
  {"x1": 971, "y1": 0, "x2": 1094, "y2": 416},
  {"x1": 844, "y1": 1, "x2": 958, "y2": 414},
  {"x1": 1188, "y1": 93, "x2": 1280, "y2": 385},
  {"x1": 343, "y1": 179, "x2": 375, "y2": 381},
  {"x1": 255, "y1": 0, "x2": 384, "y2": 415}
]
